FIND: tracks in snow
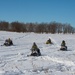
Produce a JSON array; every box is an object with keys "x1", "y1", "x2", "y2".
[{"x1": 41, "y1": 56, "x2": 75, "y2": 66}]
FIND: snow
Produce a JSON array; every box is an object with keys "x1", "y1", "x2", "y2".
[{"x1": 0, "y1": 31, "x2": 75, "y2": 75}]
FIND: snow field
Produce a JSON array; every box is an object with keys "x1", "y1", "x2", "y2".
[{"x1": 0, "y1": 31, "x2": 75, "y2": 75}]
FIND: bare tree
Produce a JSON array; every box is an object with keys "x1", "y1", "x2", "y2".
[{"x1": 0, "y1": 21, "x2": 9, "y2": 31}]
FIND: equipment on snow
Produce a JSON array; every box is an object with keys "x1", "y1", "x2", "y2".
[
  {"x1": 60, "y1": 46, "x2": 67, "y2": 51},
  {"x1": 28, "y1": 42, "x2": 41, "y2": 56},
  {"x1": 60, "y1": 40, "x2": 67, "y2": 51},
  {"x1": 46, "y1": 38, "x2": 53, "y2": 44},
  {"x1": 3, "y1": 38, "x2": 13, "y2": 46}
]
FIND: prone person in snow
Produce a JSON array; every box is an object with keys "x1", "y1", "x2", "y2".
[
  {"x1": 60, "y1": 40, "x2": 67, "y2": 51},
  {"x1": 3, "y1": 38, "x2": 13, "y2": 46},
  {"x1": 46, "y1": 38, "x2": 53, "y2": 44},
  {"x1": 29, "y1": 42, "x2": 41, "y2": 56}
]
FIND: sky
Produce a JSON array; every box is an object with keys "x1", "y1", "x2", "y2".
[{"x1": 0, "y1": 0, "x2": 75, "y2": 27}]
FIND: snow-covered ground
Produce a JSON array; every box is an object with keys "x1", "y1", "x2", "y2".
[{"x1": 0, "y1": 31, "x2": 75, "y2": 75}]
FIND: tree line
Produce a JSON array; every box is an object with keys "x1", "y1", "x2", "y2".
[{"x1": 0, "y1": 21, "x2": 75, "y2": 34}]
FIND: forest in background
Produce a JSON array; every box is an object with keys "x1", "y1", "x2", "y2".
[{"x1": 0, "y1": 21, "x2": 75, "y2": 34}]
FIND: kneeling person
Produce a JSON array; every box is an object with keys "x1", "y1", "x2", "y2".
[
  {"x1": 4, "y1": 38, "x2": 13, "y2": 46},
  {"x1": 46, "y1": 38, "x2": 53, "y2": 44},
  {"x1": 30, "y1": 42, "x2": 41, "y2": 56},
  {"x1": 60, "y1": 40, "x2": 67, "y2": 51}
]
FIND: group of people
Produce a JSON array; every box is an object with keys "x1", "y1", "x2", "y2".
[
  {"x1": 46, "y1": 38, "x2": 67, "y2": 51},
  {"x1": 3, "y1": 38, "x2": 67, "y2": 56},
  {"x1": 30, "y1": 38, "x2": 67, "y2": 56}
]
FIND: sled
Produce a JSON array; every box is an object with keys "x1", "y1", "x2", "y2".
[
  {"x1": 1, "y1": 44, "x2": 15, "y2": 46},
  {"x1": 27, "y1": 52, "x2": 41, "y2": 57},
  {"x1": 60, "y1": 46, "x2": 67, "y2": 51}
]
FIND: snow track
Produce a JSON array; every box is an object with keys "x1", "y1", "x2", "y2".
[{"x1": 41, "y1": 56, "x2": 75, "y2": 66}]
